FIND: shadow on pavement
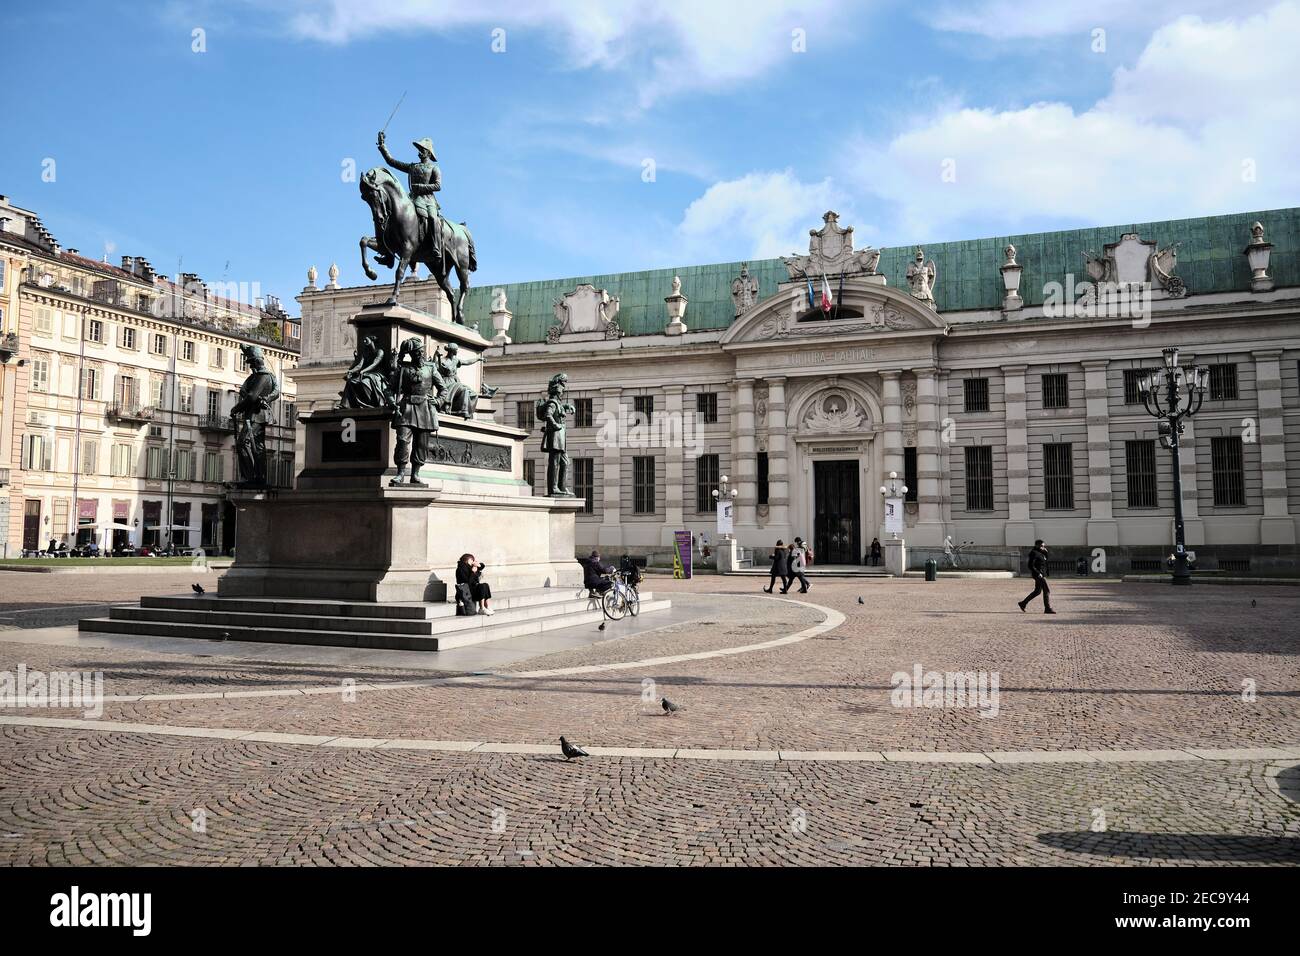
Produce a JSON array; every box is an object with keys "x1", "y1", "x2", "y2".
[{"x1": 1036, "y1": 830, "x2": 1300, "y2": 863}]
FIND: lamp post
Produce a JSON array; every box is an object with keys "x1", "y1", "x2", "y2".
[
  {"x1": 878, "y1": 470, "x2": 908, "y2": 539},
  {"x1": 712, "y1": 473, "x2": 740, "y2": 572},
  {"x1": 1137, "y1": 346, "x2": 1208, "y2": 585},
  {"x1": 878, "y1": 470, "x2": 909, "y2": 576},
  {"x1": 711, "y1": 473, "x2": 739, "y2": 540}
]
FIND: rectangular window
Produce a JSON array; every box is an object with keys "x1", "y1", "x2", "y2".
[
  {"x1": 80, "y1": 440, "x2": 98, "y2": 476},
  {"x1": 207, "y1": 390, "x2": 221, "y2": 417},
  {"x1": 0, "y1": 259, "x2": 5, "y2": 291},
  {"x1": 1123, "y1": 368, "x2": 1145, "y2": 405},
  {"x1": 22, "y1": 434, "x2": 51, "y2": 471},
  {"x1": 120, "y1": 327, "x2": 136, "y2": 350},
  {"x1": 963, "y1": 377, "x2": 989, "y2": 413},
  {"x1": 904, "y1": 446, "x2": 918, "y2": 502},
  {"x1": 695, "y1": 453, "x2": 720, "y2": 513},
  {"x1": 963, "y1": 446, "x2": 994, "y2": 511},
  {"x1": 697, "y1": 392, "x2": 718, "y2": 424},
  {"x1": 1043, "y1": 442, "x2": 1075, "y2": 510},
  {"x1": 757, "y1": 451, "x2": 769, "y2": 506},
  {"x1": 179, "y1": 383, "x2": 194, "y2": 414},
  {"x1": 146, "y1": 446, "x2": 165, "y2": 480},
  {"x1": 633, "y1": 395, "x2": 654, "y2": 425},
  {"x1": 181, "y1": 340, "x2": 195, "y2": 362},
  {"x1": 633, "y1": 455, "x2": 656, "y2": 514},
  {"x1": 573, "y1": 398, "x2": 593, "y2": 428},
  {"x1": 573, "y1": 457, "x2": 594, "y2": 514},
  {"x1": 35, "y1": 307, "x2": 53, "y2": 334},
  {"x1": 210, "y1": 346, "x2": 224, "y2": 369},
  {"x1": 1125, "y1": 439, "x2": 1158, "y2": 508},
  {"x1": 522, "y1": 458, "x2": 535, "y2": 490},
  {"x1": 87, "y1": 320, "x2": 104, "y2": 343},
  {"x1": 1210, "y1": 436, "x2": 1245, "y2": 506},
  {"x1": 30, "y1": 355, "x2": 50, "y2": 392},
  {"x1": 111, "y1": 443, "x2": 134, "y2": 477},
  {"x1": 80, "y1": 367, "x2": 100, "y2": 400},
  {"x1": 1041, "y1": 373, "x2": 1069, "y2": 410},
  {"x1": 1208, "y1": 364, "x2": 1237, "y2": 401},
  {"x1": 151, "y1": 333, "x2": 167, "y2": 356},
  {"x1": 516, "y1": 400, "x2": 535, "y2": 431},
  {"x1": 204, "y1": 451, "x2": 223, "y2": 483}
]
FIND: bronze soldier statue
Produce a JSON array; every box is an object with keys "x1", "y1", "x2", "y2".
[
  {"x1": 377, "y1": 131, "x2": 441, "y2": 262},
  {"x1": 537, "y1": 372, "x2": 574, "y2": 497},
  {"x1": 230, "y1": 344, "x2": 281, "y2": 487},
  {"x1": 390, "y1": 337, "x2": 446, "y2": 488}
]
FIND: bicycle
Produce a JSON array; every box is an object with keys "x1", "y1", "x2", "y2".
[
  {"x1": 600, "y1": 569, "x2": 640, "y2": 621},
  {"x1": 944, "y1": 540, "x2": 975, "y2": 569}
]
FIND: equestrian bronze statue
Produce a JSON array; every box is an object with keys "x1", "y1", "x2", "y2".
[{"x1": 360, "y1": 131, "x2": 478, "y2": 324}]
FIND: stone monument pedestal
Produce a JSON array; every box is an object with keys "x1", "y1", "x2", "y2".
[
  {"x1": 884, "y1": 537, "x2": 907, "y2": 576},
  {"x1": 219, "y1": 304, "x2": 584, "y2": 603}
]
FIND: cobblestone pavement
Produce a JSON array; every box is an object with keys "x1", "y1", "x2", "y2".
[{"x1": 1, "y1": 574, "x2": 1298, "y2": 865}]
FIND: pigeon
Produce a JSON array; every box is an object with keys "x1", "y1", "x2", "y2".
[
  {"x1": 857, "y1": 596, "x2": 864, "y2": 605},
  {"x1": 559, "y1": 736, "x2": 588, "y2": 760},
  {"x1": 1251, "y1": 599, "x2": 1256, "y2": 608},
  {"x1": 661, "y1": 697, "x2": 680, "y2": 714},
  {"x1": 192, "y1": 583, "x2": 205, "y2": 595},
  {"x1": 598, "y1": 622, "x2": 606, "y2": 631},
  {"x1": 220, "y1": 631, "x2": 230, "y2": 642}
]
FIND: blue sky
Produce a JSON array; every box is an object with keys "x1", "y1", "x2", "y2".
[{"x1": 2, "y1": 1, "x2": 1294, "y2": 312}]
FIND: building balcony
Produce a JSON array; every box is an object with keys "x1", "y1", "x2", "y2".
[
  {"x1": 197, "y1": 413, "x2": 235, "y2": 433},
  {"x1": 106, "y1": 403, "x2": 157, "y2": 424},
  {"x1": 0, "y1": 332, "x2": 18, "y2": 364}
]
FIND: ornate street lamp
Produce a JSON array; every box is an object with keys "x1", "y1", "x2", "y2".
[
  {"x1": 1137, "y1": 346, "x2": 1208, "y2": 585},
  {"x1": 879, "y1": 470, "x2": 908, "y2": 540},
  {"x1": 712, "y1": 473, "x2": 739, "y2": 541}
]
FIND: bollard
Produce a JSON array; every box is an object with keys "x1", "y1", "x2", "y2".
[{"x1": 924, "y1": 558, "x2": 938, "y2": 581}]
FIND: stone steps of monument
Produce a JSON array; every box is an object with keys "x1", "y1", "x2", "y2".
[
  {"x1": 78, "y1": 599, "x2": 672, "y2": 652},
  {"x1": 115, "y1": 590, "x2": 659, "y2": 636},
  {"x1": 141, "y1": 586, "x2": 595, "y2": 621}
]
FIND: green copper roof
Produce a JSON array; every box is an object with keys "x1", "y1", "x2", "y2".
[{"x1": 465, "y1": 207, "x2": 1300, "y2": 344}]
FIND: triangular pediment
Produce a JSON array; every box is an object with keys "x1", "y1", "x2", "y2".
[{"x1": 720, "y1": 279, "x2": 948, "y2": 348}]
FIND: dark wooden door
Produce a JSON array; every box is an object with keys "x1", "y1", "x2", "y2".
[
  {"x1": 813, "y1": 460, "x2": 860, "y2": 565},
  {"x1": 22, "y1": 500, "x2": 41, "y2": 552}
]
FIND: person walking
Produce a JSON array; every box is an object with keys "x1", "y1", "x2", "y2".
[
  {"x1": 1018, "y1": 539, "x2": 1055, "y2": 614},
  {"x1": 789, "y1": 537, "x2": 811, "y2": 593},
  {"x1": 764, "y1": 539, "x2": 789, "y2": 593},
  {"x1": 869, "y1": 537, "x2": 882, "y2": 567}
]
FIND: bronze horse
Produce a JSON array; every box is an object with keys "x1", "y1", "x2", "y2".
[{"x1": 359, "y1": 167, "x2": 477, "y2": 323}]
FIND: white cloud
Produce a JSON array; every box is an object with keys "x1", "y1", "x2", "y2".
[
  {"x1": 931, "y1": 0, "x2": 1230, "y2": 40},
  {"x1": 845, "y1": 3, "x2": 1300, "y2": 239},
  {"x1": 264, "y1": 0, "x2": 859, "y2": 107},
  {"x1": 674, "y1": 169, "x2": 856, "y2": 261}
]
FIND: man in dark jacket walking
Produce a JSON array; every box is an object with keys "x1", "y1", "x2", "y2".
[
  {"x1": 764, "y1": 540, "x2": 789, "y2": 593},
  {"x1": 1018, "y1": 539, "x2": 1055, "y2": 614}
]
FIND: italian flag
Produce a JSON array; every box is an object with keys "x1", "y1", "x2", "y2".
[{"x1": 821, "y1": 273, "x2": 833, "y2": 313}]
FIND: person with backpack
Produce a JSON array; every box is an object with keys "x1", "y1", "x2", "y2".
[{"x1": 789, "y1": 537, "x2": 811, "y2": 593}]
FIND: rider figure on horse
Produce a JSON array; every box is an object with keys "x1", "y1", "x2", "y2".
[{"x1": 377, "y1": 131, "x2": 441, "y2": 264}]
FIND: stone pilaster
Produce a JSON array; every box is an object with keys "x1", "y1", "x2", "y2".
[
  {"x1": 734, "y1": 378, "x2": 757, "y2": 531},
  {"x1": 1083, "y1": 359, "x2": 1117, "y2": 546},
  {"x1": 879, "y1": 371, "x2": 904, "y2": 542},
  {"x1": 661, "y1": 384, "x2": 686, "y2": 545},
  {"x1": 597, "y1": 386, "x2": 623, "y2": 548},
  {"x1": 766, "y1": 376, "x2": 791, "y2": 538},
  {"x1": 1254, "y1": 349, "x2": 1295, "y2": 544},
  {"x1": 912, "y1": 367, "x2": 944, "y2": 545},
  {"x1": 1002, "y1": 364, "x2": 1035, "y2": 545}
]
